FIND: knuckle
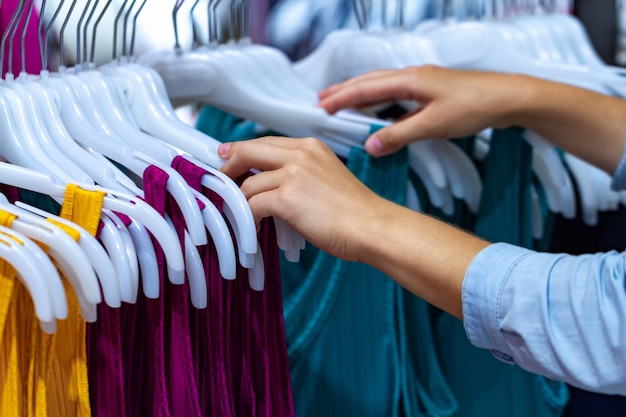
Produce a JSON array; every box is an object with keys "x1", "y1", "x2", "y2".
[
  {"x1": 239, "y1": 176, "x2": 254, "y2": 197},
  {"x1": 284, "y1": 162, "x2": 304, "y2": 178}
]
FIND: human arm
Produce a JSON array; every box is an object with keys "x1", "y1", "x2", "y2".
[
  {"x1": 317, "y1": 65, "x2": 626, "y2": 175},
  {"x1": 219, "y1": 137, "x2": 626, "y2": 395},
  {"x1": 218, "y1": 136, "x2": 488, "y2": 319}
]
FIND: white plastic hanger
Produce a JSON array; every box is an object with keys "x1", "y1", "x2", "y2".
[
  {"x1": 8, "y1": 77, "x2": 94, "y2": 184},
  {"x1": 102, "y1": 210, "x2": 139, "y2": 303},
  {"x1": 34, "y1": 0, "x2": 169, "y2": 297},
  {"x1": 0, "y1": 226, "x2": 61, "y2": 333},
  {"x1": 0, "y1": 203, "x2": 102, "y2": 321},
  {"x1": 0, "y1": 201, "x2": 104, "y2": 305},
  {"x1": 126, "y1": 219, "x2": 159, "y2": 298},
  {"x1": 163, "y1": 215, "x2": 208, "y2": 308},
  {"x1": 14, "y1": 200, "x2": 123, "y2": 307},
  {"x1": 76, "y1": 63, "x2": 243, "y2": 275},
  {"x1": 100, "y1": 61, "x2": 263, "y2": 266},
  {"x1": 289, "y1": 12, "x2": 479, "y2": 214},
  {"x1": 39, "y1": 68, "x2": 161, "y2": 299},
  {"x1": 192, "y1": 189, "x2": 237, "y2": 279},
  {"x1": 23, "y1": 77, "x2": 140, "y2": 191},
  {"x1": 138, "y1": 1, "x2": 462, "y2": 219},
  {"x1": 0, "y1": 159, "x2": 185, "y2": 276},
  {"x1": 0, "y1": 86, "x2": 72, "y2": 184},
  {"x1": 43, "y1": 70, "x2": 208, "y2": 247}
]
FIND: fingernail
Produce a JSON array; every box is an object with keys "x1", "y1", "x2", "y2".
[
  {"x1": 218, "y1": 143, "x2": 231, "y2": 156},
  {"x1": 365, "y1": 136, "x2": 383, "y2": 155}
]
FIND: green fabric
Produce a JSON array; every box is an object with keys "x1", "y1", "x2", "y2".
[
  {"x1": 433, "y1": 127, "x2": 568, "y2": 417},
  {"x1": 532, "y1": 174, "x2": 557, "y2": 252},
  {"x1": 17, "y1": 189, "x2": 61, "y2": 216},
  {"x1": 195, "y1": 104, "x2": 260, "y2": 141},
  {"x1": 195, "y1": 107, "x2": 567, "y2": 417},
  {"x1": 282, "y1": 147, "x2": 457, "y2": 417}
]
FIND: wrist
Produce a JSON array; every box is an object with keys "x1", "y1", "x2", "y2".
[{"x1": 492, "y1": 73, "x2": 540, "y2": 128}]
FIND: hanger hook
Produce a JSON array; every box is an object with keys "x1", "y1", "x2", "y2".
[
  {"x1": 37, "y1": 0, "x2": 47, "y2": 71},
  {"x1": 113, "y1": 0, "x2": 130, "y2": 61},
  {"x1": 208, "y1": 0, "x2": 222, "y2": 44},
  {"x1": 230, "y1": 0, "x2": 246, "y2": 41},
  {"x1": 20, "y1": 0, "x2": 37, "y2": 76},
  {"x1": 1, "y1": 0, "x2": 27, "y2": 78},
  {"x1": 241, "y1": 0, "x2": 250, "y2": 39},
  {"x1": 122, "y1": 0, "x2": 138, "y2": 58},
  {"x1": 190, "y1": 0, "x2": 203, "y2": 49},
  {"x1": 396, "y1": 0, "x2": 404, "y2": 28},
  {"x1": 75, "y1": 0, "x2": 93, "y2": 67},
  {"x1": 43, "y1": 0, "x2": 65, "y2": 70},
  {"x1": 229, "y1": 0, "x2": 237, "y2": 41},
  {"x1": 352, "y1": 0, "x2": 365, "y2": 30},
  {"x1": 59, "y1": 0, "x2": 79, "y2": 69},
  {"x1": 91, "y1": 0, "x2": 113, "y2": 64},
  {"x1": 173, "y1": 0, "x2": 186, "y2": 54},
  {"x1": 82, "y1": 0, "x2": 100, "y2": 66},
  {"x1": 129, "y1": 0, "x2": 148, "y2": 57}
]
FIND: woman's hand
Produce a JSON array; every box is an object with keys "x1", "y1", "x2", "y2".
[
  {"x1": 317, "y1": 65, "x2": 626, "y2": 174},
  {"x1": 218, "y1": 136, "x2": 394, "y2": 261},
  {"x1": 317, "y1": 65, "x2": 523, "y2": 157},
  {"x1": 219, "y1": 135, "x2": 488, "y2": 319}
]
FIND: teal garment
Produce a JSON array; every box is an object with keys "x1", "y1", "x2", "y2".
[
  {"x1": 433, "y1": 128, "x2": 568, "y2": 417},
  {"x1": 282, "y1": 147, "x2": 455, "y2": 417},
  {"x1": 197, "y1": 101, "x2": 458, "y2": 416},
  {"x1": 17, "y1": 189, "x2": 62, "y2": 215},
  {"x1": 195, "y1": 104, "x2": 260, "y2": 141},
  {"x1": 195, "y1": 107, "x2": 565, "y2": 417},
  {"x1": 532, "y1": 174, "x2": 557, "y2": 252}
]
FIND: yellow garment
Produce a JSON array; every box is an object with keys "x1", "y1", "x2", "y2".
[
  {"x1": 0, "y1": 185, "x2": 104, "y2": 417},
  {"x1": 0, "y1": 257, "x2": 19, "y2": 416},
  {"x1": 0, "y1": 210, "x2": 38, "y2": 416},
  {"x1": 45, "y1": 185, "x2": 104, "y2": 417}
]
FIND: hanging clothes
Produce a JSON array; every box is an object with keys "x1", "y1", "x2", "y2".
[
  {"x1": 431, "y1": 128, "x2": 568, "y2": 417},
  {"x1": 0, "y1": 185, "x2": 99, "y2": 417},
  {"x1": 195, "y1": 106, "x2": 458, "y2": 417}
]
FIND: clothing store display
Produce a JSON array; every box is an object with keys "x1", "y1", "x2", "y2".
[{"x1": 1, "y1": 0, "x2": 626, "y2": 415}]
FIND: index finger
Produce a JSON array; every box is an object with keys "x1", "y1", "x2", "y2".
[
  {"x1": 317, "y1": 70, "x2": 422, "y2": 114},
  {"x1": 218, "y1": 136, "x2": 312, "y2": 178}
]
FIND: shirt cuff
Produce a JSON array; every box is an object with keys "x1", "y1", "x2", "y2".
[
  {"x1": 610, "y1": 130, "x2": 626, "y2": 190},
  {"x1": 462, "y1": 242, "x2": 533, "y2": 362}
]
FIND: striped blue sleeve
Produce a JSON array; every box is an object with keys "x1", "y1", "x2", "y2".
[{"x1": 462, "y1": 242, "x2": 626, "y2": 395}]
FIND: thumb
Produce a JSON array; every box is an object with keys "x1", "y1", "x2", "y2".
[{"x1": 364, "y1": 110, "x2": 435, "y2": 157}]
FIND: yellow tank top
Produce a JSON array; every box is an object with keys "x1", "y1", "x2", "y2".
[{"x1": 0, "y1": 184, "x2": 105, "y2": 416}]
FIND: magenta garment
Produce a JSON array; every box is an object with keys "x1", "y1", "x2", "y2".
[
  {"x1": 87, "y1": 304, "x2": 126, "y2": 417},
  {"x1": 136, "y1": 165, "x2": 172, "y2": 417},
  {"x1": 87, "y1": 210, "x2": 141, "y2": 417},
  {"x1": 161, "y1": 170, "x2": 203, "y2": 417},
  {"x1": 172, "y1": 156, "x2": 296, "y2": 417},
  {"x1": 0, "y1": 0, "x2": 44, "y2": 76},
  {"x1": 172, "y1": 157, "x2": 235, "y2": 417}
]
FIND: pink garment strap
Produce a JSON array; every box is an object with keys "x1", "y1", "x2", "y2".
[
  {"x1": 173, "y1": 156, "x2": 235, "y2": 416},
  {"x1": 162, "y1": 167, "x2": 203, "y2": 417},
  {"x1": 141, "y1": 165, "x2": 172, "y2": 417}
]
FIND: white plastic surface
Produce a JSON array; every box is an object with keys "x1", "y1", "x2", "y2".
[{"x1": 15, "y1": 201, "x2": 122, "y2": 308}]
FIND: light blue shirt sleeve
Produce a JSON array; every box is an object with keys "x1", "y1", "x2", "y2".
[
  {"x1": 462, "y1": 243, "x2": 626, "y2": 395},
  {"x1": 462, "y1": 139, "x2": 626, "y2": 395}
]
